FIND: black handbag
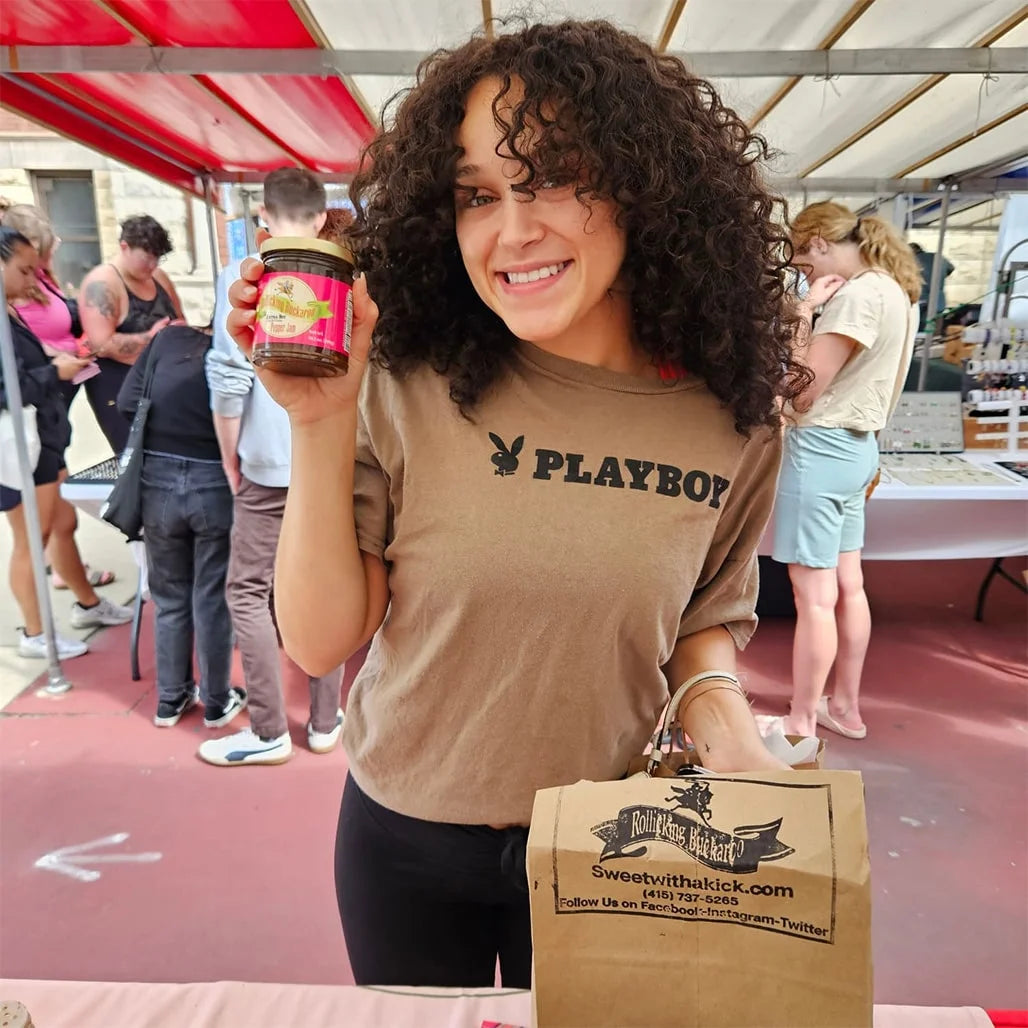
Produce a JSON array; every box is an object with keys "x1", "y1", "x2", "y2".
[{"x1": 100, "y1": 341, "x2": 160, "y2": 540}]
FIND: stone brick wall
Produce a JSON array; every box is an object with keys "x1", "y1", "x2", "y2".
[
  {"x1": 0, "y1": 167, "x2": 34, "y2": 206},
  {"x1": 0, "y1": 131, "x2": 219, "y2": 323}
]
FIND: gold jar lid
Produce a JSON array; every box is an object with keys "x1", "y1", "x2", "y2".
[{"x1": 260, "y1": 235, "x2": 354, "y2": 266}]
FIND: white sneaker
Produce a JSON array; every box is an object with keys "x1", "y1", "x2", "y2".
[
  {"x1": 307, "y1": 709, "x2": 344, "y2": 754},
  {"x1": 18, "y1": 630, "x2": 88, "y2": 660},
  {"x1": 70, "y1": 597, "x2": 134, "y2": 629},
  {"x1": 197, "y1": 728, "x2": 292, "y2": 767}
]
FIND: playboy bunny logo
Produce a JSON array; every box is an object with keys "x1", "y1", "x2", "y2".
[{"x1": 489, "y1": 432, "x2": 524, "y2": 476}]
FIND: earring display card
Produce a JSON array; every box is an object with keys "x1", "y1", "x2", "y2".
[
  {"x1": 878, "y1": 392, "x2": 964, "y2": 453},
  {"x1": 879, "y1": 453, "x2": 1016, "y2": 487}
]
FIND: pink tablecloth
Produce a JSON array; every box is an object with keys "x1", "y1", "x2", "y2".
[{"x1": 0, "y1": 979, "x2": 994, "y2": 1028}]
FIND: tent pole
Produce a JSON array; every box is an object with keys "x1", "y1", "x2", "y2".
[
  {"x1": 203, "y1": 176, "x2": 221, "y2": 286},
  {"x1": 241, "y1": 189, "x2": 256, "y2": 254},
  {"x1": 918, "y1": 185, "x2": 953, "y2": 392},
  {"x1": 0, "y1": 289, "x2": 71, "y2": 695}
]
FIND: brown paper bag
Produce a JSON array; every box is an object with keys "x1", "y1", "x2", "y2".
[{"x1": 528, "y1": 768, "x2": 872, "y2": 1027}]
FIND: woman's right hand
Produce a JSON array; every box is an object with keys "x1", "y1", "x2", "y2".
[
  {"x1": 52, "y1": 353, "x2": 93, "y2": 381},
  {"x1": 227, "y1": 258, "x2": 379, "y2": 425}
]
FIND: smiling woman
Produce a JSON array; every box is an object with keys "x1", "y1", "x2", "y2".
[
  {"x1": 224, "y1": 16, "x2": 810, "y2": 994},
  {"x1": 349, "y1": 20, "x2": 809, "y2": 427}
]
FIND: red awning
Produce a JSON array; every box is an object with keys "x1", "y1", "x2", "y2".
[{"x1": 0, "y1": 0, "x2": 375, "y2": 196}]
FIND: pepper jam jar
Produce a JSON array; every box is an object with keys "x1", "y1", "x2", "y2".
[{"x1": 251, "y1": 236, "x2": 355, "y2": 377}]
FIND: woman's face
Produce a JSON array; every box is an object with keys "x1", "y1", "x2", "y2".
[
  {"x1": 3, "y1": 241, "x2": 39, "y2": 301},
  {"x1": 120, "y1": 241, "x2": 160, "y2": 278},
  {"x1": 454, "y1": 77, "x2": 628, "y2": 350}
]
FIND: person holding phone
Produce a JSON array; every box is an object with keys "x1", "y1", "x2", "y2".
[
  {"x1": 0, "y1": 200, "x2": 118, "y2": 592},
  {"x1": 1, "y1": 227, "x2": 132, "y2": 658},
  {"x1": 79, "y1": 216, "x2": 183, "y2": 454}
]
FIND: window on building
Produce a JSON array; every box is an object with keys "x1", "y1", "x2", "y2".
[{"x1": 32, "y1": 172, "x2": 102, "y2": 295}]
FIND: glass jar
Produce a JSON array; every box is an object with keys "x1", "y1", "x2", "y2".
[{"x1": 251, "y1": 236, "x2": 355, "y2": 377}]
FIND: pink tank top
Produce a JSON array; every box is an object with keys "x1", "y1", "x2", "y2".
[{"x1": 15, "y1": 273, "x2": 77, "y2": 354}]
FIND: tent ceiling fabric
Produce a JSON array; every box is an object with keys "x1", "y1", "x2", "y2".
[
  {"x1": 0, "y1": 0, "x2": 376, "y2": 194},
  {"x1": 0, "y1": 0, "x2": 1025, "y2": 203}
]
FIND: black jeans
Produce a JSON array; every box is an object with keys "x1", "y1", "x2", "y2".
[
  {"x1": 140, "y1": 452, "x2": 234, "y2": 708},
  {"x1": 335, "y1": 774, "x2": 532, "y2": 988}
]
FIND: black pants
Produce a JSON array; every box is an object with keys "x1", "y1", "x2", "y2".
[
  {"x1": 85, "y1": 358, "x2": 131, "y2": 454},
  {"x1": 140, "y1": 454, "x2": 234, "y2": 709},
  {"x1": 335, "y1": 774, "x2": 532, "y2": 988}
]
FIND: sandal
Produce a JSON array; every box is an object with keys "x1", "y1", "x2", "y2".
[
  {"x1": 52, "y1": 566, "x2": 117, "y2": 589},
  {"x1": 815, "y1": 696, "x2": 867, "y2": 740},
  {"x1": 755, "y1": 716, "x2": 821, "y2": 767}
]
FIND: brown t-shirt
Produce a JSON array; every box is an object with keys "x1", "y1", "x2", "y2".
[{"x1": 345, "y1": 342, "x2": 782, "y2": 824}]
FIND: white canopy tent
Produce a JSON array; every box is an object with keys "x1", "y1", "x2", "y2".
[
  {"x1": 2, "y1": 0, "x2": 1025, "y2": 683},
  {"x1": 296, "y1": 0, "x2": 1028, "y2": 204},
  {"x1": 4, "y1": 0, "x2": 1025, "y2": 383},
  {"x1": 303, "y1": 0, "x2": 1028, "y2": 370}
]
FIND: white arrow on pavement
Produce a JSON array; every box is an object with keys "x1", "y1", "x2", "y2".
[{"x1": 34, "y1": 832, "x2": 162, "y2": 883}]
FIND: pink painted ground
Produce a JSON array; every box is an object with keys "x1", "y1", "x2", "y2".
[{"x1": 1, "y1": 558, "x2": 1025, "y2": 1006}]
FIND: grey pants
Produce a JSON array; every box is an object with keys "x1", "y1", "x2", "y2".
[{"x1": 227, "y1": 475, "x2": 342, "y2": 738}]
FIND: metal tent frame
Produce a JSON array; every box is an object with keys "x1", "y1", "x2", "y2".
[{"x1": 1, "y1": 0, "x2": 1026, "y2": 683}]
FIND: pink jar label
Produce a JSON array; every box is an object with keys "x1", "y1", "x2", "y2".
[{"x1": 254, "y1": 270, "x2": 351, "y2": 354}]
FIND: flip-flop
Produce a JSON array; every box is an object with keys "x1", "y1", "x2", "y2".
[
  {"x1": 816, "y1": 696, "x2": 867, "y2": 740},
  {"x1": 53, "y1": 566, "x2": 117, "y2": 589}
]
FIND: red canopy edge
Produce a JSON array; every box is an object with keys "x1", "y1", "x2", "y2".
[
  {"x1": 0, "y1": 73, "x2": 203, "y2": 195},
  {"x1": 0, "y1": 0, "x2": 376, "y2": 194}
]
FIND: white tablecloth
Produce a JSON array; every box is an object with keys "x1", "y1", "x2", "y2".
[
  {"x1": 64, "y1": 457, "x2": 1028, "y2": 566},
  {"x1": 0, "y1": 980, "x2": 995, "y2": 1028}
]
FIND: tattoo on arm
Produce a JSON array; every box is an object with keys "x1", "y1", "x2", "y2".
[
  {"x1": 112, "y1": 333, "x2": 147, "y2": 360},
  {"x1": 83, "y1": 281, "x2": 118, "y2": 321}
]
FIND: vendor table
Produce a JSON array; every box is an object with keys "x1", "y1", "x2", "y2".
[
  {"x1": 63, "y1": 451, "x2": 1027, "y2": 676},
  {"x1": 0, "y1": 980, "x2": 997, "y2": 1028},
  {"x1": 760, "y1": 453, "x2": 1028, "y2": 561}
]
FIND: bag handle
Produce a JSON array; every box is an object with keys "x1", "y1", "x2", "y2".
[
  {"x1": 115, "y1": 331, "x2": 163, "y2": 466},
  {"x1": 139, "y1": 330, "x2": 163, "y2": 399},
  {"x1": 644, "y1": 671, "x2": 746, "y2": 776}
]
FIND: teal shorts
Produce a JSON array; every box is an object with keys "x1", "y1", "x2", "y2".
[{"x1": 772, "y1": 426, "x2": 879, "y2": 569}]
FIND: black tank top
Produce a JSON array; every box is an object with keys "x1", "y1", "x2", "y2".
[{"x1": 110, "y1": 265, "x2": 178, "y2": 334}]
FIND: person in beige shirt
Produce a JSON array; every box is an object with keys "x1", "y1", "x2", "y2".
[
  {"x1": 772, "y1": 202, "x2": 920, "y2": 743},
  {"x1": 225, "y1": 20, "x2": 811, "y2": 991}
]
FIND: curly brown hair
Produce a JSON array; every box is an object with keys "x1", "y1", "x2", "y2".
[{"x1": 349, "y1": 19, "x2": 807, "y2": 431}]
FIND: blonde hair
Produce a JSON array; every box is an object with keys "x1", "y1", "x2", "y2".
[
  {"x1": 790, "y1": 201, "x2": 922, "y2": 304},
  {"x1": 0, "y1": 200, "x2": 57, "y2": 304}
]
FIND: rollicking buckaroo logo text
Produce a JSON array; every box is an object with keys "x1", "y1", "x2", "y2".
[{"x1": 591, "y1": 782, "x2": 794, "y2": 874}]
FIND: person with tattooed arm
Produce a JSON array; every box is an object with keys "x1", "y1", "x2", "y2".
[{"x1": 79, "y1": 215, "x2": 183, "y2": 453}]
